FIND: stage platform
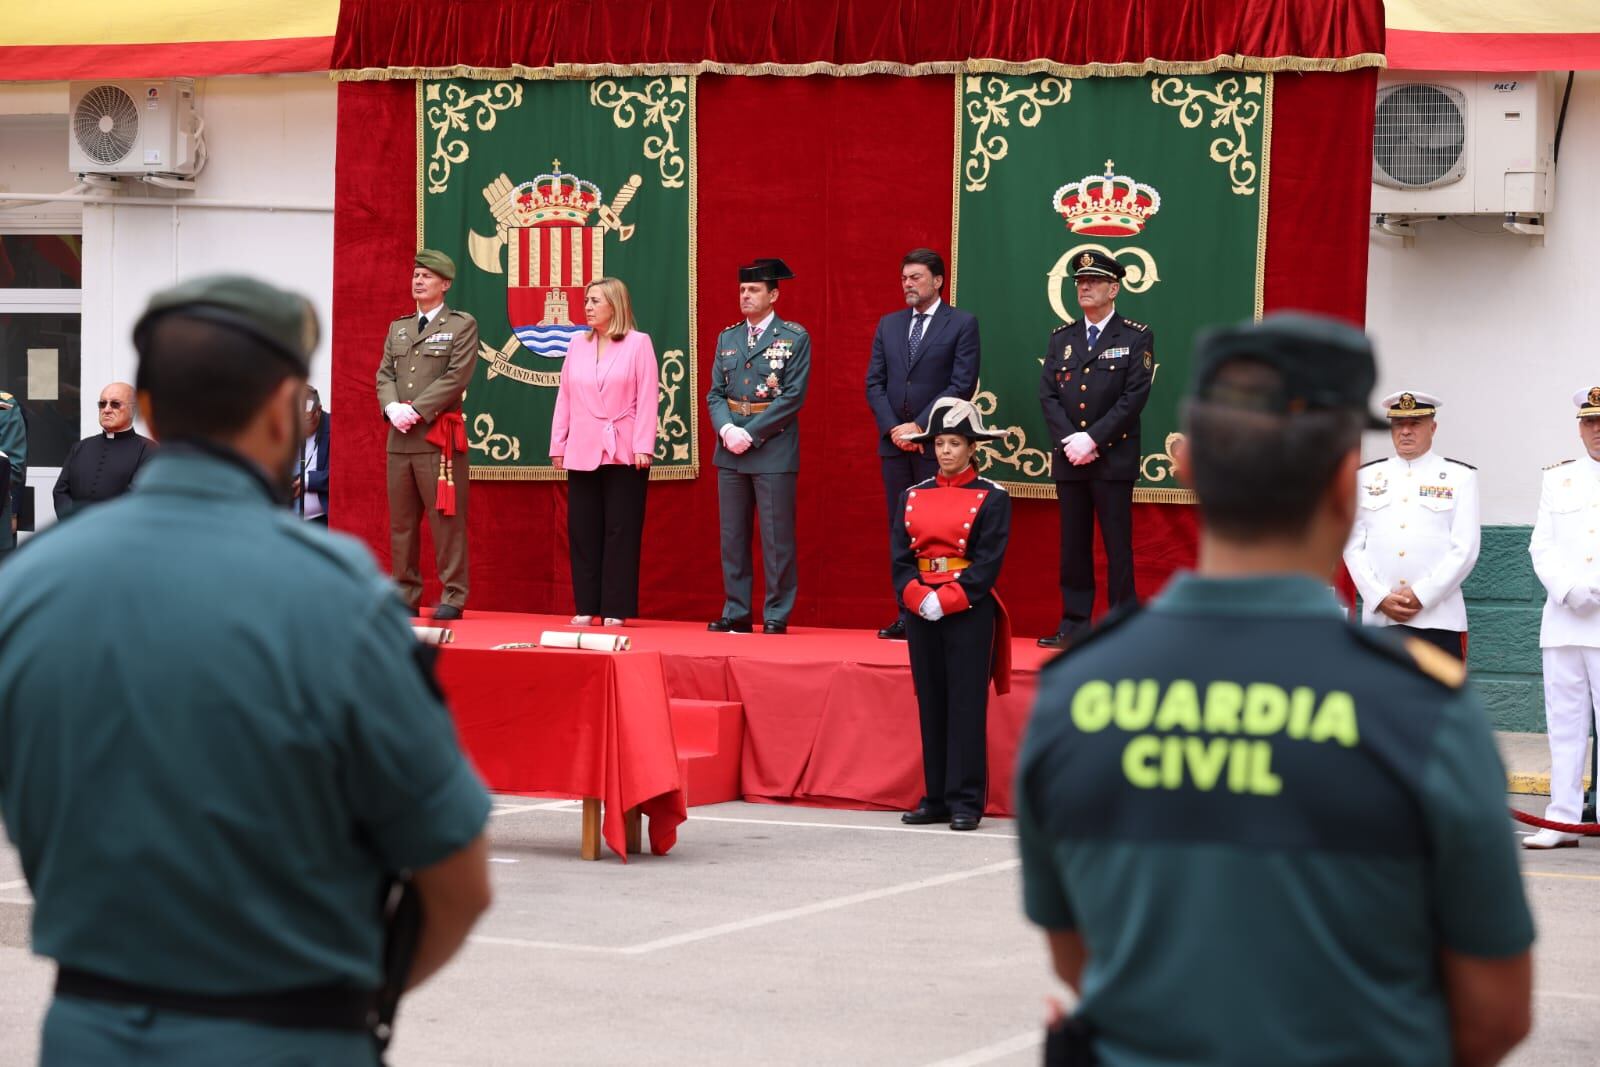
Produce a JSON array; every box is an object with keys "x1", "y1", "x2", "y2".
[{"x1": 431, "y1": 611, "x2": 1058, "y2": 818}]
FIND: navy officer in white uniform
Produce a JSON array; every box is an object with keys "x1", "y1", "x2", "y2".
[{"x1": 1344, "y1": 390, "x2": 1480, "y2": 660}]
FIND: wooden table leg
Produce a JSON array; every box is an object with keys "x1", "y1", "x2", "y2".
[
  {"x1": 624, "y1": 807, "x2": 642, "y2": 854},
  {"x1": 580, "y1": 797, "x2": 601, "y2": 861}
]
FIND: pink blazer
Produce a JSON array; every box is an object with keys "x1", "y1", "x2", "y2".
[{"x1": 549, "y1": 329, "x2": 659, "y2": 470}]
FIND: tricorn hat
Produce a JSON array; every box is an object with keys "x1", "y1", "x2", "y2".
[
  {"x1": 739, "y1": 258, "x2": 795, "y2": 284},
  {"x1": 907, "y1": 397, "x2": 1007, "y2": 444}
]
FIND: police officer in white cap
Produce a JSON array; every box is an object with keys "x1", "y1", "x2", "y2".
[
  {"x1": 1525, "y1": 385, "x2": 1600, "y2": 849},
  {"x1": 1344, "y1": 390, "x2": 1480, "y2": 659}
]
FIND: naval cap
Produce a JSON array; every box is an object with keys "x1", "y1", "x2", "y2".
[
  {"x1": 134, "y1": 274, "x2": 319, "y2": 370},
  {"x1": 1575, "y1": 385, "x2": 1600, "y2": 418},
  {"x1": 414, "y1": 248, "x2": 456, "y2": 280},
  {"x1": 1381, "y1": 390, "x2": 1440, "y2": 419},
  {"x1": 1190, "y1": 311, "x2": 1385, "y2": 429},
  {"x1": 1072, "y1": 249, "x2": 1125, "y2": 281}
]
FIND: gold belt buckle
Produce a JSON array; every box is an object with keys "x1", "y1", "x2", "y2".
[
  {"x1": 732, "y1": 400, "x2": 751, "y2": 416},
  {"x1": 929, "y1": 557, "x2": 949, "y2": 573}
]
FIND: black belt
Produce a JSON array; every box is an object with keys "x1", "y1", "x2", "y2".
[{"x1": 56, "y1": 967, "x2": 378, "y2": 1033}]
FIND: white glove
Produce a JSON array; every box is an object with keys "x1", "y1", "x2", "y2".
[
  {"x1": 720, "y1": 424, "x2": 753, "y2": 455},
  {"x1": 1566, "y1": 584, "x2": 1600, "y2": 611},
  {"x1": 386, "y1": 402, "x2": 421, "y2": 432},
  {"x1": 1063, "y1": 431, "x2": 1097, "y2": 465},
  {"x1": 918, "y1": 590, "x2": 945, "y2": 621}
]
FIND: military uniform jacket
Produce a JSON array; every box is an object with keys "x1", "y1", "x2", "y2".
[
  {"x1": 706, "y1": 317, "x2": 811, "y2": 474},
  {"x1": 1037, "y1": 311, "x2": 1154, "y2": 482},
  {"x1": 0, "y1": 390, "x2": 26, "y2": 495},
  {"x1": 1345, "y1": 451, "x2": 1480, "y2": 632},
  {"x1": 375, "y1": 306, "x2": 479, "y2": 454},
  {"x1": 1530, "y1": 456, "x2": 1600, "y2": 649},
  {"x1": 891, "y1": 464, "x2": 1010, "y2": 616}
]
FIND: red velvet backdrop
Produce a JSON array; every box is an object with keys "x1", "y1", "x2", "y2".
[{"x1": 331, "y1": 70, "x2": 1376, "y2": 634}]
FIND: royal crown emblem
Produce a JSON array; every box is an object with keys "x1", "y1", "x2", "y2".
[
  {"x1": 1397, "y1": 393, "x2": 1417, "y2": 410},
  {"x1": 1052, "y1": 160, "x2": 1161, "y2": 238},
  {"x1": 510, "y1": 166, "x2": 602, "y2": 227},
  {"x1": 1588, "y1": 386, "x2": 1600, "y2": 406}
]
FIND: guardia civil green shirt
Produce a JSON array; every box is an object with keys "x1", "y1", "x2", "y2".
[
  {"x1": 1016, "y1": 573, "x2": 1534, "y2": 1067},
  {"x1": 0, "y1": 447, "x2": 490, "y2": 1062}
]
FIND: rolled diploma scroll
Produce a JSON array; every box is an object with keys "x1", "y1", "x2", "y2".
[{"x1": 539, "y1": 631, "x2": 632, "y2": 652}]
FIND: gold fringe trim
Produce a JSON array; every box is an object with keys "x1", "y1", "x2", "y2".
[
  {"x1": 1254, "y1": 74, "x2": 1273, "y2": 320},
  {"x1": 993, "y1": 480, "x2": 1196, "y2": 504},
  {"x1": 470, "y1": 464, "x2": 700, "y2": 481},
  {"x1": 333, "y1": 53, "x2": 1386, "y2": 83},
  {"x1": 948, "y1": 72, "x2": 963, "y2": 304}
]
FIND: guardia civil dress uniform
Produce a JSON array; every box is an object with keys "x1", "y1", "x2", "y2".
[
  {"x1": 375, "y1": 249, "x2": 479, "y2": 616},
  {"x1": 1037, "y1": 250, "x2": 1155, "y2": 647},
  {"x1": 894, "y1": 399, "x2": 1011, "y2": 829},
  {"x1": 707, "y1": 259, "x2": 812, "y2": 632},
  {"x1": 1526, "y1": 385, "x2": 1600, "y2": 847},
  {"x1": 0, "y1": 276, "x2": 491, "y2": 1065},
  {"x1": 1344, "y1": 392, "x2": 1480, "y2": 659},
  {"x1": 0, "y1": 388, "x2": 26, "y2": 560}
]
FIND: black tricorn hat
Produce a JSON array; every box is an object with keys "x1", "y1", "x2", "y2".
[
  {"x1": 906, "y1": 397, "x2": 1007, "y2": 445},
  {"x1": 739, "y1": 258, "x2": 795, "y2": 283}
]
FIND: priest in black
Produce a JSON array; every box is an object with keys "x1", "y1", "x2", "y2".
[{"x1": 52, "y1": 382, "x2": 155, "y2": 519}]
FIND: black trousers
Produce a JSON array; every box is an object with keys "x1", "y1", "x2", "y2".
[
  {"x1": 1394, "y1": 624, "x2": 1466, "y2": 661},
  {"x1": 905, "y1": 597, "x2": 995, "y2": 817},
  {"x1": 881, "y1": 451, "x2": 938, "y2": 598},
  {"x1": 1056, "y1": 479, "x2": 1137, "y2": 630},
  {"x1": 567, "y1": 464, "x2": 649, "y2": 618}
]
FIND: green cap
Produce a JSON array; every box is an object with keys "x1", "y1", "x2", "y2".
[
  {"x1": 415, "y1": 248, "x2": 456, "y2": 280},
  {"x1": 133, "y1": 274, "x2": 320, "y2": 370},
  {"x1": 1190, "y1": 311, "x2": 1385, "y2": 429}
]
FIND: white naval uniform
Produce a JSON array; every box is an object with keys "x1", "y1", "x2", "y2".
[
  {"x1": 1345, "y1": 450, "x2": 1481, "y2": 631},
  {"x1": 1529, "y1": 455, "x2": 1600, "y2": 824}
]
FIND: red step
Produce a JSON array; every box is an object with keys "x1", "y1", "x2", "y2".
[{"x1": 669, "y1": 698, "x2": 743, "y2": 807}]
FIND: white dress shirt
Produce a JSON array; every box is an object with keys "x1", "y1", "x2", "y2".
[
  {"x1": 1530, "y1": 454, "x2": 1600, "y2": 648},
  {"x1": 1344, "y1": 450, "x2": 1481, "y2": 631}
]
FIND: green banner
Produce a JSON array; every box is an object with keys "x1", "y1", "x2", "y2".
[
  {"x1": 953, "y1": 73, "x2": 1271, "y2": 500},
  {"x1": 419, "y1": 76, "x2": 698, "y2": 480}
]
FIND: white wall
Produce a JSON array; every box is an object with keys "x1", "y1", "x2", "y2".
[
  {"x1": 0, "y1": 73, "x2": 336, "y2": 528},
  {"x1": 1365, "y1": 71, "x2": 1600, "y2": 526}
]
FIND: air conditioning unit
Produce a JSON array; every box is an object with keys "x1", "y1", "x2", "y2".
[
  {"x1": 68, "y1": 79, "x2": 199, "y2": 177},
  {"x1": 1371, "y1": 71, "x2": 1555, "y2": 220}
]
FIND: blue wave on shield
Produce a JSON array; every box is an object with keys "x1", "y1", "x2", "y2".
[{"x1": 512, "y1": 324, "x2": 584, "y2": 358}]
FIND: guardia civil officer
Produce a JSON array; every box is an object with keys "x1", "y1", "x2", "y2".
[
  {"x1": 1344, "y1": 390, "x2": 1480, "y2": 659},
  {"x1": 706, "y1": 258, "x2": 811, "y2": 634},
  {"x1": 1525, "y1": 385, "x2": 1600, "y2": 849},
  {"x1": 1017, "y1": 314, "x2": 1533, "y2": 1066},
  {"x1": 0, "y1": 384, "x2": 25, "y2": 561},
  {"x1": 0, "y1": 276, "x2": 492, "y2": 1065},
  {"x1": 1037, "y1": 249, "x2": 1154, "y2": 649},
  {"x1": 894, "y1": 397, "x2": 1010, "y2": 831},
  {"x1": 376, "y1": 249, "x2": 478, "y2": 619}
]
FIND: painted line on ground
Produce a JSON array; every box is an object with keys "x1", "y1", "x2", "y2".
[
  {"x1": 1523, "y1": 870, "x2": 1600, "y2": 882},
  {"x1": 682, "y1": 814, "x2": 1019, "y2": 839},
  {"x1": 1539, "y1": 990, "x2": 1600, "y2": 1002},
  {"x1": 921, "y1": 1029, "x2": 1042, "y2": 1067},
  {"x1": 469, "y1": 934, "x2": 621, "y2": 954},
  {"x1": 490, "y1": 800, "x2": 579, "y2": 816},
  {"x1": 620, "y1": 859, "x2": 1020, "y2": 955}
]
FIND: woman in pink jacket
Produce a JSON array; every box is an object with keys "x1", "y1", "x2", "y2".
[{"x1": 550, "y1": 277, "x2": 659, "y2": 625}]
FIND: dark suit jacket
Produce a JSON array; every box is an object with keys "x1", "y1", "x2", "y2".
[
  {"x1": 865, "y1": 302, "x2": 981, "y2": 458},
  {"x1": 1038, "y1": 311, "x2": 1155, "y2": 482},
  {"x1": 302, "y1": 412, "x2": 330, "y2": 516}
]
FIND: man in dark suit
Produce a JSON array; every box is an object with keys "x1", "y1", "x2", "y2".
[
  {"x1": 1037, "y1": 249, "x2": 1154, "y2": 649},
  {"x1": 293, "y1": 386, "x2": 330, "y2": 523},
  {"x1": 865, "y1": 248, "x2": 981, "y2": 639}
]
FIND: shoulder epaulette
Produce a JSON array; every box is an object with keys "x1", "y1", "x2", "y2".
[
  {"x1": 723, "y1": 321, "x2": 743, "y2": 332},
  {"x1": 1051, "y1": 322, "x2": 1071, "y2": 335},
  {"x1": 909, "y1": 476, "x2": 938, "y2": 491},
  {"x1": 1346, "y1": 625, "x2": 1465, "y2": 690},
  {"x1": 0, "y1": 391, "x2": 12, "y2": 405},
  {"x1": 1444, "y1": 457, "x2": 1477, "y2": 470},
  {"x1": 393, "y1": 312, "x2": 415, "y2": 322},
  {"x1": 1544, "y1": 458, "x2": 1575, "y2": 471},
  {"x1": 1040, "y1": 603, "x2": 1142, "y2": 671},
  {"x1": 1121, "y1": 318, "x2": 1149, "y2": 332},
  {"x1": 780, "y1": 319, "x2": 806, "y2": 333},
  {"x1": 1359, "y1": 458, "x2": 1384, "y2": 469},
  {"x1": 976, "y1": 478, "x2": 1007, "y2": 494}
]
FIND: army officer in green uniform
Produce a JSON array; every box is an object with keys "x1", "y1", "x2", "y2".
[
  {"x1": 1016, "y1": 314, "x2": 1534, "y2": 1066},
  {"x1": 0, "y1": 275, "x2": 492, "y2": 1065},
  {"x1": 707, "y1": 258, "x2": 811, "y2": 634},
  {"x1": 376, "y1": 248, "x2": 479, "y2": 620},
  {"x1": 0, "y1": 385, "x2": 25, "y2": 561}
]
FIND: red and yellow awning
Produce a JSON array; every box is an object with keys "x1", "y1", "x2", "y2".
[
  {"x1": 1387, "y1": 1, "x2": 1600, "y2": 71},
  {"x1": 1, "y1": 1, "x2": 336, "y2": 81}
]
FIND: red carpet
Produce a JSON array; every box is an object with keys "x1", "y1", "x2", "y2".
[{"x1": 433, "y1": 612, "x2": 1056, "y2": 817}]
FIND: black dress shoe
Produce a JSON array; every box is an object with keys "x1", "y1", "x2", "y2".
[
  {"x1": 707, "y1": 617, "x2": 753, "y2": 633},
  {"x1": 900, "y1": 805, "x2": 951, "y2": 825},
  {"x1": 877, "y1": 618, "x2": 907, "y2": 640},
  {"x1": 950, "y1": 813, "x2": 981, "y2": 831},
  {"x1": 1037, "y1": 627, "x2": 1084, "y2": 649},
  {"x1": 763, "y1": 621, "x2": 787, "y2": 635},
  {"x1": 431, "y1": 604, "x2": 463, "y2": 621}
]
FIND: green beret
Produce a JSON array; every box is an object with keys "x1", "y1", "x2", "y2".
[
  {"x1": 133, "y1": 274, "x2": 320, "y2": 370},
  {"x1": 415, "y1": 248, "x2": 456, "y2": 280}
]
